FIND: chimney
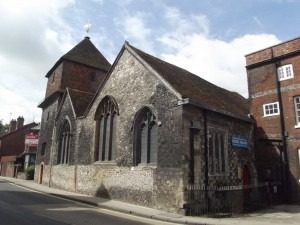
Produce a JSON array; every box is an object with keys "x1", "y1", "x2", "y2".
[
  {"x1": 9, "y1": 119, "x2": 17, "y2": 132},
  {"x1": 16, "y1": 116, "x2": 24, "y2": 129}
]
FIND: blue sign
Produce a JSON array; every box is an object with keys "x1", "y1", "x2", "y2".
[{"x1": 232, "y1": 136, "x2": 248, "y2": 149}]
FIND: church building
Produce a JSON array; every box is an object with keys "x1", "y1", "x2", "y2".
[{"x1": 35, "y1": 36, "x2": 257, "y2": 214}]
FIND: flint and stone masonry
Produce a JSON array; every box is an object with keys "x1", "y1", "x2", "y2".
[{"x1": 35, "y1": 37, "x2": 257, "y2": 213}]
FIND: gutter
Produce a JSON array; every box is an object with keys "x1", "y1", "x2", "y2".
[{"x1": 178, "y1": 98, "x2": 252, "y2": 123}]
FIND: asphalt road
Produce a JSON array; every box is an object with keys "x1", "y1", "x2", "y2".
[{"x1": 0, "y1": 180, "x2": 174, "y2": 225}]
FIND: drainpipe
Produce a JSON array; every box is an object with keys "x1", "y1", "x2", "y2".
[
  {"x1": 272, "y1": 49, "x2": 290, "y2": 201},
  {"x1": 189, "y1": 128, "x2": 195, "y2": 185},
  {"x1": 203, "y1": 110, "x2": 209, "y2": 211}
]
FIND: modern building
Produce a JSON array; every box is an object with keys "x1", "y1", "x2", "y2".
[
  {"x1": 246, "y1": 37, "x2": 300, "y2": 201},
  {"x1": 35, "y1": 37, "x2": 257, "y2": 214}
]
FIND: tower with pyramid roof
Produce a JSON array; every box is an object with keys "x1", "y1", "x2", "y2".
[{"x1": 36, "y1": 37, "x2": 111, "y2": 169}]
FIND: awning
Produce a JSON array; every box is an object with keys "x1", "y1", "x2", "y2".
[{"x1": 0, "y1": 156, "x2": 17, "y2": 162}]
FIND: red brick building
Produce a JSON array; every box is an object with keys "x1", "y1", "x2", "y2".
[
  {"x1": 0, "y1": 117, "x2": 37, "y2": 177},
  {"x1": 246, "y1": 37, "x2": 300, "y2": 201}
]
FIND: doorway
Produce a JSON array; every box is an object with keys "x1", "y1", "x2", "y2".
[
  {"x1": 39, "y1": 163, "x2": 44, "y2": 184},
  {"x1": 242, "y1": 165, "x2": 251, "y2": 206},
  {"x1": 242, "y1": 165, "x2": 251, "y2": 186}
]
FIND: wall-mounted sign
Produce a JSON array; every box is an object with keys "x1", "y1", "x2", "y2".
[
  {"x1": 25, "y1": 132, "x2": 39, "y2": 145},
  {"x1": 232, "y1": 136, "x2": 248, "y2": 149}
]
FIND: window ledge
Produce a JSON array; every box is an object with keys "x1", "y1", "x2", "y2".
[
  {"x1": 279, "y1": 77, "x2": 293, "y2": 82},
  {"x1": 294, "y1": 124, "x2": 300, "y2": 129},
  {"x1": 131, "y1": 164, "x2": 157, "y2": 170},
  {"x1": 263, "y1": 114, "x2": 280, "y2": 118},
  {"x1": 93, "y1": 161, "x2": 117, "y2": 166}
]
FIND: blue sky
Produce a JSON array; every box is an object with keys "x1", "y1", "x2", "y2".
[{"x1": 0, "y1": 0, "x2": 299, "y2": 124}]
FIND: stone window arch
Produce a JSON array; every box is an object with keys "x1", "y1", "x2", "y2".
[
  {"x1": 95, "y1": 96, "x2": 118, "y2": 161},
  {"x1": 58, "y1": 120, "x2": 71, "y2": 164},
  {"x1": 133, "y1": 107, "x2": 158, "y2": 166}
]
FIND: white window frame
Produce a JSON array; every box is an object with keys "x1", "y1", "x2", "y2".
[
  {"x1": 277, "y1": 64, "x2": 294, "y2": 81},
  {"x1": 263, "y1": 102, "x2": 280, "y2": 117},
  {"x1": 294, "y1": 96, "x2": 300, "y2": 128}
]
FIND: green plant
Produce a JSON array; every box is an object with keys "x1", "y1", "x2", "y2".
[{"x1": 25, "y1": 166, "x2": 35, "y2": 180}]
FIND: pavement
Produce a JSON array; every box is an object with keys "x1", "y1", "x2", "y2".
[{"x1": 1, "y1": 176, "x2": 300, "y2": 225}]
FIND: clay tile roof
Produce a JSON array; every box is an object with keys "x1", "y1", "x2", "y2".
[
  {"x1": 38, "y1": 90, "x2": 64, "y2": 108},
  {"x1": 46, "y1": 37, "x2": 111, "y2": 77},
  {"x1": 68, "y1": 89, "x2": 95, "y2": 117},
  {"x1": 129, "y1": 44, "x2": 249, "y2": 120}
]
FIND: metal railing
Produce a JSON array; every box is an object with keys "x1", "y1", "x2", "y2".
[{"x1": 184, "y1": 182, "x2": 283, "y2": 217}]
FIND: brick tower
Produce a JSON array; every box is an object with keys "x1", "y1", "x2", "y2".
[{"x1": 36, "y1": 37, "x2": 111, "y2": 167}]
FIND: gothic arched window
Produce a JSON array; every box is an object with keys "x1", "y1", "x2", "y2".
[
  {"x1": 58, "y1": 120, "x2": 71, "y2": 164},
  {"x1": 95, "y1": 96, "x2": 118, "y2": 161},
  {"x1": 133, "y1": 107, "x2": 158, "y2": 166}
]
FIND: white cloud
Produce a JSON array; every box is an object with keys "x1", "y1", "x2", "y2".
[
  {"x1": 160, "y1": 33, "x2": 280, "y2": 97},
  {"x1": 164, "y1": 6, "x2": 210, "y2": 37},
  {"x1": 155, "y1": 7, "x2": 281, "y2": 98},
  {"x1": 91, "y1": 29, "x2": 117, "y2": 63},
  {"x1": 0, "y1": 85, "x2": 42, "y2": 124},
  {"x1": 0, "y1": 1, "x2": 284, "y2": 124},
  {"x1": 124, "y1": 16, "x2": 151, "y2": 41},
  {"x1": 115, "y1": 13, "x2": 154, "y2": 53},
  {"x1": 0, "y1": 0, "x2": 75, "y2": 124}
]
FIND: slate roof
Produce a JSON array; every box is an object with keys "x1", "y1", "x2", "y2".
[
  {"x1": 0, "y1": 122, "x2": 37, "y2": 157},
  {"x1": 128, "y1": 44, "x2": 249, "y2": 120},
  {"x1": 68, "y1": 89, "x2": 95, "y2": 117},
  {"x1": 46, "y1": 37, "x2": 111, "y2": 77}
]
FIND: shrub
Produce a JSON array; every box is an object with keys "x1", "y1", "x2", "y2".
[{"x1": 25, "y1": 166, "x2": 35, "y2": 180}]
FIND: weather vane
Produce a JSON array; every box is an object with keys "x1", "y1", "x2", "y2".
[{"x1": 84, "y1": 23, "x2": 92, "y2": 38}]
